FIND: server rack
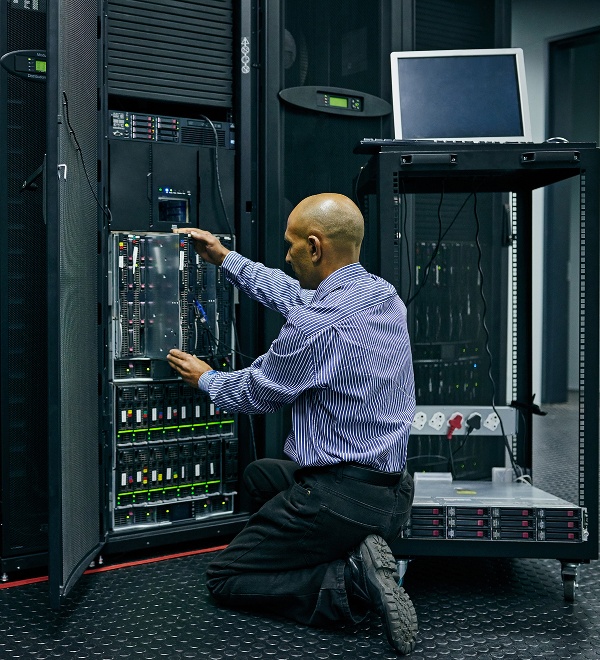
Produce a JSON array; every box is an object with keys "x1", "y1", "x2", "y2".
[
  {"x1": 108, "y1": 232, "x2": 238, "y2": 533},
  {"x1": 96, "y1": 0, "x2": 259, "y2": 559},
  {"x1": 45, "y1": 0, "x2": 259, "y2": 606},
  {"x1": 258, "y1": 0, "x2": 511, "y2": 460},
  {"x1": 356, "y1": 141, "x2": 599, "y2": 600}
]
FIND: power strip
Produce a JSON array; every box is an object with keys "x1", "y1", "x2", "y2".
[{"x1": 410, "y1": 405, "x2": 517, "y2": 436}]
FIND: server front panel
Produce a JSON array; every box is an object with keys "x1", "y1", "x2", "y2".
[{"x1": 108, "y1": 233, "x2": 238, "y2": 533}]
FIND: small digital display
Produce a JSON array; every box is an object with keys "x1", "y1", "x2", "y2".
[
  {"x1": 158, "y1": 198, "x2": 189, "y2": 225},
  {"x1": 35, "y1": 60, "x2": 46, "y2": 73},
  {"x1": 329, "y1": 96, "x2": 348, "y2": 108}
]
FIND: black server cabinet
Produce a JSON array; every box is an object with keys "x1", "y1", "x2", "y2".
[
  {"x1": 258, "y1": 0, "x2": 511, "y2": 458},
  {"x1": 259, "y1": 0, "x2": 409, "y2": 457},
  {"x1": 0, "y1": 0, "x2": 49, "y2": 577},
  {"x1": 43, "y1": 0, "x2": 258, "y2": 606},
  {"x1": 98, "y1": 0, "x2": 255, "y2": 562}
]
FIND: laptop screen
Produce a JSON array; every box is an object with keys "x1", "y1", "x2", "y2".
[{"x1": 390, "y1": 48, "x2": 532, "y2": 142}]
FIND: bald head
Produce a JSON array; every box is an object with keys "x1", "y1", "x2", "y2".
[
  {"x1": 290, "y1": 193, "x2": 364, "y2": 253},
  {"x1": 284, "y1": 193, "x2": 364, "y2": 289}
]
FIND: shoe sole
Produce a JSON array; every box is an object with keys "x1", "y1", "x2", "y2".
[{"x1": 360, "y1": 535, "x2": 418, "y2": 655}]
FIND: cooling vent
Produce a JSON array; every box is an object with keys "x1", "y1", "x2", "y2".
[
  {"x1": 107, "y1": 0, "x2": 233, "y2": 107},
  {"x1": 181, "y1": 126, "x2": 226, "y2": 147}
]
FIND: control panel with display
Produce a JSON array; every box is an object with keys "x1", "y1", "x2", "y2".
[
  {"x1": 0, "y1": 49, "x2": 46, "y2": 82},
  {"x1": 317, "y1": 91, "x2": 363, "y2": 112},
  {"x1": 278, "y1": 85, "x2": 391, "y2": 117}
]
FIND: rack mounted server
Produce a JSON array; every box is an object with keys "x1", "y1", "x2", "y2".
[{"x1": 404, "y1": 480, "x2": 587, "y2": 543}]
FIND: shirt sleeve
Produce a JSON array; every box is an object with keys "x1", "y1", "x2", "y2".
[
  {"x1": 221, "y1": 251, "x2": 314, "y2": 318},
  {"x1": 203, "y1": 320, "x2": 316, "y2": 414},
  {"x1": 198, "y1": 370, "x2": 218, "y2": 392}
]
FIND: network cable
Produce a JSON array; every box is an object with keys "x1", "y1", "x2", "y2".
[{"x1": 405, "y1": 189, "x2": 474, "y2": 306}]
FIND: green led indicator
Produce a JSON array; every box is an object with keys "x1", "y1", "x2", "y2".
[{"x1": 35, "y1": 60, "x2": 47, "y2": 73}]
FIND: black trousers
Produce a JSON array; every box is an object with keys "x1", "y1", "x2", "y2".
[{"x1": 206, "y1": 458, "x2": 414, "y2": 627}]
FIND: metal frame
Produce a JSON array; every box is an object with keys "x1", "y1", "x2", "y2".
[{"x1": 357, "y1": 141, "x2": 599, "y2": 565}]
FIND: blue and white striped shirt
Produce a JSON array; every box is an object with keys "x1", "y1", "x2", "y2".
[{"x1": 199, "y1": 251, "x2": 415, "y2": 472}]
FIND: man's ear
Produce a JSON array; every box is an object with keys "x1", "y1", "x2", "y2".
[{"x1": 307, "y1": 235, "x2": 322, "y2": 262}]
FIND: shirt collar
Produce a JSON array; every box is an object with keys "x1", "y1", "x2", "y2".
[{"x1": 312, "y1": 262, "x2": 367, "y2": 302}]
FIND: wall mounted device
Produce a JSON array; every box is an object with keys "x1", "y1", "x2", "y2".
[
  {"x1": 0, "y1": 49, "x2": 46, "y2": 81},
  {"x1": 278, "y1": 85, "x2": 391, "y2": 117}
]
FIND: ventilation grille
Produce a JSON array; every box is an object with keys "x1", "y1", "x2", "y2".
[
  {"x1": 107, "y1": 0, "x2": 233, "y2": 107},
  {"x1": 181, "y1": 125, "x2": 226, "y2": 147},
  {"x1": 415, "y1": 0, "x2": 496, "y2": 50},
  {"x1": 2, "y1": 0, "x2": 49, "y2": 559}
]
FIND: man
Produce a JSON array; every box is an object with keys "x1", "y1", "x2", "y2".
[{"x1": 167, "y1": 193, "x2": 418, "y2": 655}]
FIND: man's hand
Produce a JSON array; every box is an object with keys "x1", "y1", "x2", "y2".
[
  {"x1": 173, "y1": 227, "x2": 230, "y2": 266},
  {"x1": 167, "y1": 349, "x2": 213, "y2": 388}
]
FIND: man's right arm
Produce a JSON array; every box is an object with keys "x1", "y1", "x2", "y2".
[
  {"x1": 222, "y1": 252, "x2": 314, "y2": 317},
  {"x1": 175, "y1": 227, "x2": 314, "y2": 316}
]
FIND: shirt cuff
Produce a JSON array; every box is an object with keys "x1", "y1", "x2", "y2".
[{"x1": 198, "y1": 370, "x2": 218, "y2": 392}]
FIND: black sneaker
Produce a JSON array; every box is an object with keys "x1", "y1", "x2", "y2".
[{"x1": 347, "y1": 534, "x2": 418, "y2": 655}]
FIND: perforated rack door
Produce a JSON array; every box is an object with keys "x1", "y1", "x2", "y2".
[
  {"x1": 0, "y1": 0, "x2": 49, "y2": 569},
  {"x1": 46, "y1": 0, "x2": 103, "y2": 609}
]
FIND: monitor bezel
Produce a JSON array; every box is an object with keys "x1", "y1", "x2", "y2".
[{"x1": 389, "y1": 48, "x2": 532, "y2": 143}]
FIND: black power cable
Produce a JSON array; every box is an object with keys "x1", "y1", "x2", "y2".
[
  {"x1": 472, "y1": 192, "x2": 530, "y2": 483},
  {"x1": 197, "y1": 114, "x2": 235, "y2": 237},
  {"x1": 62, "y1": 91, "x2": 112, "y2": 223},
  {"x1": 406, "y1": 190, "x2": 474, "y2": 307}
]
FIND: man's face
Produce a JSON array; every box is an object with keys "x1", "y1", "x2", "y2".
[{"x1": 284, "y1": 213, "x2": 314, "y2": 289}]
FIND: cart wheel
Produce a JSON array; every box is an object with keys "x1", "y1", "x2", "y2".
[
  {"x1": 560, "y1": 562, "x2": 579, "y2": 603},
  {"x1": 563, "y1": 576, "x2": 576, "y2": 602}
]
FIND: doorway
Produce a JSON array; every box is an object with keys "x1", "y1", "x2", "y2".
[{"x1": 543, "y1": 29, "x2": 600, "y2": 402}]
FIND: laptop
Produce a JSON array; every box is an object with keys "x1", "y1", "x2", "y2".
[{"x1": 387, "y1": 47, "x2": 532, "y2": 144}]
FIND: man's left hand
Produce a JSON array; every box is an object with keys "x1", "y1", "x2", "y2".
[{"x1": 167, "y1": 349, "x2": 213, "y2": 388}]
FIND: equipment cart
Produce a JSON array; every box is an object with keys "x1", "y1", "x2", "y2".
[{"x1": 355, "y1": 141, "x2": 599, "y2": 601}]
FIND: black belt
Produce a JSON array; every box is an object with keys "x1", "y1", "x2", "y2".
[{"x1": 327, "y1": 462, "x2": 406, "y2": 487}]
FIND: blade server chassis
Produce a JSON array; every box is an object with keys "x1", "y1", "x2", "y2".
[{"x1": 108, "y1": 233, "x2": 238, "y2": 531}]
